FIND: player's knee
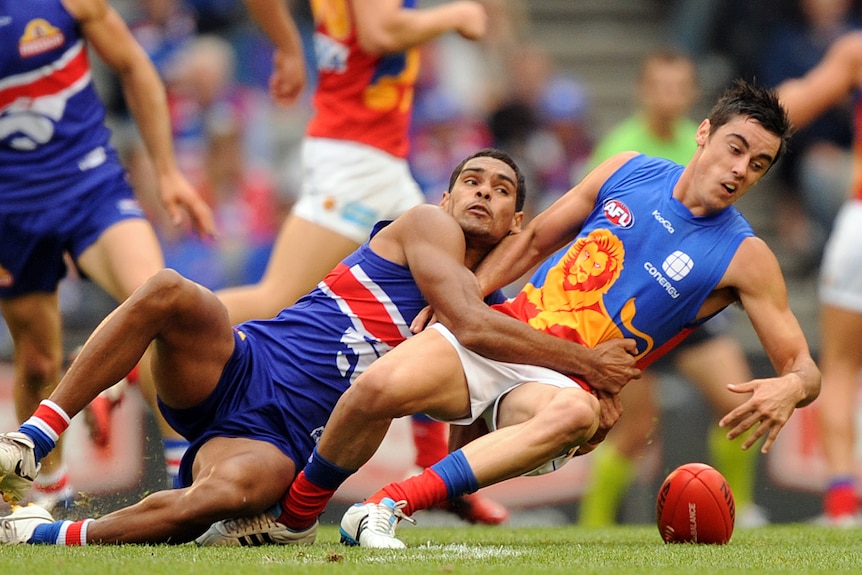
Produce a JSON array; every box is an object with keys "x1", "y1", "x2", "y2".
[
  {"x1": 542, "y1": 389, "x2": 600, "y2": 444},
  {"x1": 190, "y1": 460, "x2": 274, "y2": 516},
  {"x1": 142, "y1": 269, "x2": 185, "y2": 299},
  {"x1": 7, "y1": 326, "x2": 62, "y2": 387},
  {"x1": 136, "y1": 269, "x2": 196, "y2": 314},
  {"x1": 567, "y1": 393, "x2": 601, "y2": 440},
  {"x1": 348, "y1": 367, "x2": 411, "y2": 417},
  {"x1": 18, "y1": 351, "x2": 61, "y2": 391}
]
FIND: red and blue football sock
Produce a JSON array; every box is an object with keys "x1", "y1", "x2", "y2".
[
  {"x1": 29, "y1": 519, "x2": 93, "y2": 545},
  {"x1": 825, "y1": 476, "x2": 858, "y2": 518},
  {"x1": 369, "y1": 449, "x2": 479, "y2": 516},
  {"x1": 18, "y1": 400, "x2": 70, "y2": 463},
  {"x1": 278, "y1": 446, "x2": 355, "y2": 529},
  {"x1": 163, "y1": 438, "x2": 189, "y2": 488}
]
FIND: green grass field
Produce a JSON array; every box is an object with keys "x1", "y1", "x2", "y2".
[{"x1": 1, "y1": 523, "x2": 861, "y2": 574}]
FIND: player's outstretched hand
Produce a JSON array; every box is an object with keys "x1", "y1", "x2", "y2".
[
  {"x1": 719, "y1": 373, "x2": 807, "y2": 453},
  {"x1": 158, "y1": 171, "x2": 216, "y2": 239},
  {"x1": 586, "y1": 338, "x2": 641, "y2": 395}
]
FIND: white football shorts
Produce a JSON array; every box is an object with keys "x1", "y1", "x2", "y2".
[
  {"x1": 427, "y1": 323, "x2": 587, "y2": 426},
  {"x1": 428, "y1": 323, "x2": 588, "y2": 476},
  {"x1": 292, "y1": 137, "x2": 426, "y2": 243},
  {"x1": 820, "y1": 199, "x2": 862, "y2": 312}
]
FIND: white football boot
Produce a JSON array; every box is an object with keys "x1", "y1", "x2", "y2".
[
  {"x1": 0, "y1": 504, "x2": 53, "y2": 544},
  {"x1": 339, "y1": 497, "x2": 414, "y2": 548},
  {"x1": 0, "y1": 432, "x2": 39, "y2": 504},
  {"x1": 195, "y1": 510, "x2": 317, "y2": 546}
]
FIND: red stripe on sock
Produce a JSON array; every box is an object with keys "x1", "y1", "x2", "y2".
[
  {"x1": 164, "y1": 456, "x2": 183, "y2": 468},
  {"x1": 64, "y1": 520, "x2": 87, "y2": 546},
  {"x1": 33, "y1": 402, "x2": 70, "y2": 436},
  {"x1": 35, "y1": 473, "x2": 70, "y2": 494},
  {"x1": 278, "y1": 471, "x2": 336, "y2": 530},
  {"x1": 368, "y1": 468, "x2": 448, "y2": 516}
]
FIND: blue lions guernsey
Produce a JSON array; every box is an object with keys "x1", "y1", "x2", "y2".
[
  {"x1": 495, "y1": 154, "x2": 754, "y2": 370},
  {"x1": 161, "y1": 222, "x2": 428, "y2": 486}
]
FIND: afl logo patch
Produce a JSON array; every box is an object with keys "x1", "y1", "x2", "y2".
[{"x1": 603, "y1": 199, "x2": 634, "y2": 229}]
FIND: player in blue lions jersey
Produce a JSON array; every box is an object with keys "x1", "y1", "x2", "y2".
[{"x1": 0, "y1": 149, "x2": 639, "y2": 546}]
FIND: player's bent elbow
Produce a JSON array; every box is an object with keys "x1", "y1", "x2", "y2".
[{"x1": 797, "y1": 377, "x2": 821, "y2": 407}]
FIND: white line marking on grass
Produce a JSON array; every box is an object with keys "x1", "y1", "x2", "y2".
[{"x1": 364, "y1": 543, "x2": 524, "y2": 562}]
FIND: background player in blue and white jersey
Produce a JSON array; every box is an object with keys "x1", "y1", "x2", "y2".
[
  {"x1": 0, "y1": 149, "x2": 639, "y2": 546},
  {"x1": 0, "y1": 0, "x2": 215, "y2": 507}
]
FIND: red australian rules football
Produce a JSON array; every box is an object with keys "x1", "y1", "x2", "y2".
[{"x1": 655, "y1": 462, "x2": 735, "y2": 544}]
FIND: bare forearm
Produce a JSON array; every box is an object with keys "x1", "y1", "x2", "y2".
[
  {"x1": 452, "y1": 308, "x2": 596, "y2": 379},
  {"x1": 443, "y1": 302, "x2": 638, "y2": 395},
  {"x1": 474, "y1": 230, "x2": 542, "y2": 295},
  {"x1": 358, "y1": 1, "x2": 477, "y2": 54},
  {"x1": 382, "y1": 5, "x2": 463, "y2": 48},
  {"x1": 119, "y1": 61, "x2": 178, "y2": 177},
  {"x1": 244, "y1": 0, "x2": 304, "y2": 55}
]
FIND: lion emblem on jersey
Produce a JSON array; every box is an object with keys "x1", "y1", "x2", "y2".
[{"x1": 520, "y1": 228, "x2": 653, "y2": 357}]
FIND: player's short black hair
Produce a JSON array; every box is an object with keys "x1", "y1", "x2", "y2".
[
  {"x1": 707, "y1": 79, "x2": 794, "y2": 168},
  {"x1": 448, "y1": 148, "x2": 527, "y2": 212}
]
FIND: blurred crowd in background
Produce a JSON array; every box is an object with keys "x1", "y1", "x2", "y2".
[
  {"x1": 87, "y1": 0, "x2": 860, "y2": 299},
  {"x1": 2, "y1": 0, "x2": 855, "y2": 338}
]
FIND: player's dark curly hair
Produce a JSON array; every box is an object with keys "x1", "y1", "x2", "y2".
[
  {"x1": 448, "y1": 148, "x2": 527, "y2": 212},
  {"x1": 707, "y1": 78, "x2": 794, "y2": 169}
]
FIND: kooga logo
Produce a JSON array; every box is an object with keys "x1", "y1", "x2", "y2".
[{"x1": 652, "y1": 209, "x2": 675, "y2": 233}]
